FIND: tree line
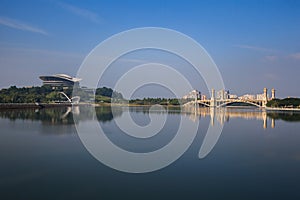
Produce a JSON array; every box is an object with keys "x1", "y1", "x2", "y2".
[
  {"x1": 129, "y1": 98, "x2": 182, "y2": 106},
  {"x1": 0, "y1": 85, "x2": 123, "y2": 103},
  {"x1": 267, "y1": 98, "x2": 300, "y2": 108},
  {"x1": 0, "y1": 85, "x2": 187, "y2": 106}
]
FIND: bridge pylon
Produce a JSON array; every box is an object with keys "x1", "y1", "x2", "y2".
[
  {"x1": 210, "y1": 88, "x2": 216, "y2": 107},
  {"x1": 271, "y1": 88, "x2": 275, "y2": 99},
  {"x1": 262, "y1": 88, "x2": 268, "y2": 107}
]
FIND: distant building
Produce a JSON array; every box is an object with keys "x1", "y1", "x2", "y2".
[
  {"x1": 182, "y1": 90, "x2": 201, "y2": 100},
  {"x1": 39, "y1": 74, "x2": 81, "y2": 89},
  {"x1": 217, "y1": 90, "x2": 230, "y2": 100},
  {"x1": 256, "y1": 94, "x2": 265, "y2": 100},
  {"x1": 228, "y1": 94, "x2": 238, "y2": 99},
  {"x1": 239, "y1": 94, "x2": 256, "y2": 100}
]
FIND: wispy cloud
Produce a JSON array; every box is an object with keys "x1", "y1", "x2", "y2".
[
  {"x1": 58, "y1": 2, "x2": 102, "y2": 23},
  {"x1": 264, "y1": 55, "x2": 278, "y2": 62},
  {"x1": 0, "y1": 17, "x2": 48, "y2": 35},
  {"x1": 234, "y1": 44, "x2": 276, "y2": 53},
  {"x1": 288, "y1": 52, "x2": 300, "y2": 60}
]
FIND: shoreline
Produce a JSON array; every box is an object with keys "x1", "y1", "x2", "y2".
[
  {"x1": 0, "y1": 103, "x2": 88, "y2": 109},
  {"x1": 265, "y1": 107, "x2": 300, "y2": 112},
  {"x1": 1, "y1": 102, "x2": 300, "y2": 112},
  {"x1": 0, "y1": 102, "x2": 180, "y2": 110}
]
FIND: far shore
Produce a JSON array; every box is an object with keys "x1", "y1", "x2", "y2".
[
  {"x1": 0, "y1": 102, "x2": 83, "y2": 109},
  {"x1": 0, "y1": 102, "x2": 180, "y2": 110},
  {"x1": 265, "y1": 107, "x2": 300, "y2": 112},
  {"x1": 1, "y1": 102, "x2": 300, "y2": 112}
]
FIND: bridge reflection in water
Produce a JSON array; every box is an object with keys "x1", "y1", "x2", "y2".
[
  {"x1": 182, "y1": 106, "x2": 276, "y2": 129},
  {"x1": 0, "y1": 106, "x2": 299, "y2": 129}
]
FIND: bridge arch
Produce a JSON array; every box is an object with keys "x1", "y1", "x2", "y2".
[
  {"x1": 218, "y1": 100, "x2": 262, "y2": 108},
  {"x1": 183, "y1": 101, "x2": 210, "y2": 107},
  {"x1": 59, "y1": 92, "x2": 80, "y2": 104},
  {"x1": 59, "y1": 92, "x2": 71, "y2": 102},
  {"x1": 197, "y1": 101, "x2": 210, "y2": 107}
]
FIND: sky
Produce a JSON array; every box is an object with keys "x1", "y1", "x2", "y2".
[{"x1": 0, "y1": 0, "x2": 300, "y2": 98}]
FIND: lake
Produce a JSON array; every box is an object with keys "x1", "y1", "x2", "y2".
[{"x1": 1, "y1": 106, "x2": 300, "y2": 200}]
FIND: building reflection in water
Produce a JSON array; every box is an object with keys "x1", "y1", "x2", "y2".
[
  {"x1": 0, "y1": 105, "x2": 299, "y2": 129},
  {"x1": 0, "y1": 106, "x2": 126, "y2": 135},
  {"x1": 182, "y1": 106, "x2": 300, "y2": 129}
]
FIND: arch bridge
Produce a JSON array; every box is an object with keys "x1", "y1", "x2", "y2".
[
  {"x1": 183, "y1": 88, "x2": 274, "y2": 108},
  {"x1": 195, "y1": 99, "x2": 265, "y2": 108}
]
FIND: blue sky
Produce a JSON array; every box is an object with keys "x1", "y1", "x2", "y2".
[{"x1": 0, "y1": 0, "x2": 300, "y2": 97}]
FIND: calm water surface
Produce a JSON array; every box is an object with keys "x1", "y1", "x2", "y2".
[{"x1": 1, "y1": 106, "x2": 300, "y2": 199}]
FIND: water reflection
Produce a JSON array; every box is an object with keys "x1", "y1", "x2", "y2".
[
  {"x1": 0, "y1": 107, "x2": 75, "y2": 124},
  {"x1": 0, "y1": 106, "x2": 123, "y2": 125},
  {"x1": 183, "y1": 106, "x2": 300, "y2": 129},
  {"x1": 0, "y1": 106, "x2": 299, "y2": 129},
  {"x1": 1, "y1": 106, "x2": 300, "y2": 199}
]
